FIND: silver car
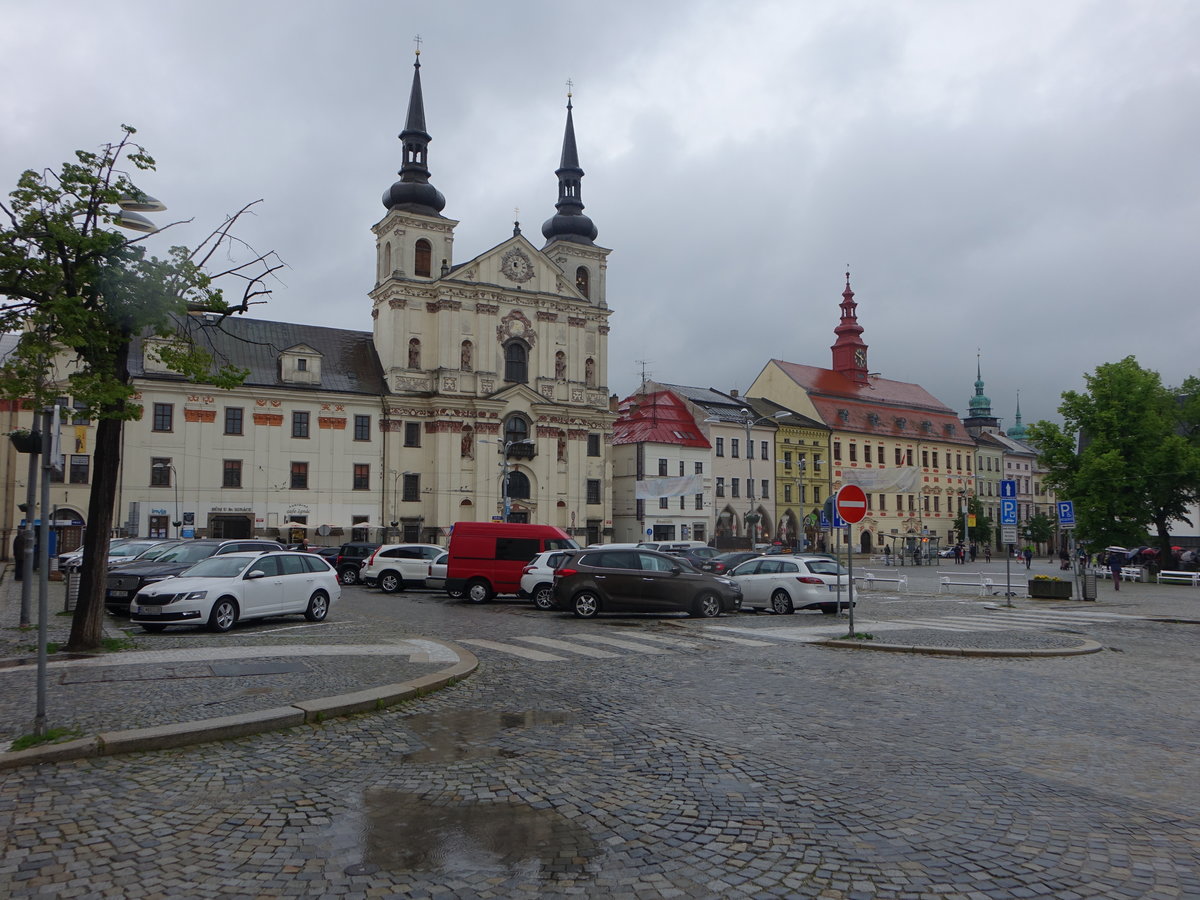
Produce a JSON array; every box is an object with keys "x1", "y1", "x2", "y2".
[{"x1": 729, "y1": 554, "x2": 852, "y2": 614}]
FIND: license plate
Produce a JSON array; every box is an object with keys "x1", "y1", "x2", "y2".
[
  {"x1": 109, "y1": 590, "x2": 128, "y2": 598},
  {"x1": 828, "y1": 584, "x2": 841, "y2": 592}
]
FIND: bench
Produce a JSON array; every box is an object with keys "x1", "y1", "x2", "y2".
[
  {"x1": 937, "y1": 570, "x2": 992, "y2": 596},
  {"x1": 856, "y1": 570, "x2": 908, "y2": 592},
  {"x1": 1094, "y1": 566, "x2": 1143, "y2": 582},
  {"x1": 979, "y1": 573, "x2": 1028, "y2": 598},
  {"x1": 1157, "y1": 570, "x2": 1200, "y2": 586}
]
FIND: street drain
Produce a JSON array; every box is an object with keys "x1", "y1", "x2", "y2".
[{"x1": 359, "y1": 790, "x2": 598, "y2": 877}]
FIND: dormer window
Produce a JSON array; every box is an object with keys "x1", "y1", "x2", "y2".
[
  {"x1": 280, "y1": 344, "x2": 322, "y2": 385},
  {"x1": 297, "y1": 358, "x2": 307, "y2": 372},
  {"x1": 838, "y1": 409, "x2": 850, "y2": 422}
]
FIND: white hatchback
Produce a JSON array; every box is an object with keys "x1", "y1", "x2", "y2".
[
  {"x1": 129, "y1": 551, "x2": 341, "y2": 633},
  {"x1": 729, "y1": 554, "x2": 852, "y2": 614},
  {"x1": 520, "y1": 550, "x2": 571, "y2": 610}
]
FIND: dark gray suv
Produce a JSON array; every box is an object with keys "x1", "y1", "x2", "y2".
[{"x1": 551, "y1": 548, "x2": 742, "y2": 619}]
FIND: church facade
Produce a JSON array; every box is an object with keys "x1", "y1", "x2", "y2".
[{"x1": 0, "y1": 54, "x2": 615, "y2": 553}]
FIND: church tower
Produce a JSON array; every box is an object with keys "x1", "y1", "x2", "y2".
[
  {"x1": 830, "y1": 272, "x2": 868, "y2": 384},
  {"x1": 963, "y1": 354, "x2": 1001, "y2": 436}
]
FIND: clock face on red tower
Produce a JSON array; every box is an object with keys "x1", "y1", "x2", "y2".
[{"x1": 854, "y1": 348, "x2": 866, "y2": 367}]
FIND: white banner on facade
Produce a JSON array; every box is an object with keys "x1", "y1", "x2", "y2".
[
  {"x1": 636, "y1": 474, "x2": 704, "y2": 499},
  {"x1": 840, "y1": 467, "x2": 922, "y2": 494}
]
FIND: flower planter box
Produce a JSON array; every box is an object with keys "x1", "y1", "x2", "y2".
[
  {"x1": 1028, "y1": 580, "x2": 1073, "y2": 599},
  {"x1": 8, "y1": 431, "x2": 42, "y2": 454}
]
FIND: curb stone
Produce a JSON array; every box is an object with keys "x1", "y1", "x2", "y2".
[
  {"x1": 817, "y1": 638, "x2": 1104, "y2": 658},
  {"x1": 0, "y1": 640, "x2": 478, "y2": 770}
]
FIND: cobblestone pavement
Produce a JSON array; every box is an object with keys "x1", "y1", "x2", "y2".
[{"x1": 1, "y1": 560, "x2": 1198, "y2": 898}]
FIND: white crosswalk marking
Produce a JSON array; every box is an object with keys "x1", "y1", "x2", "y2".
[
  {"x1": 459, "y1": 639, "x2": 568, "y2": 661},
  {"x1": 630, "y1": 630, "x2": 776, "y2": 648},
  {"x1": 513, "y1": 636, "x2": 621, "y2": 658},
  {"x1": 565, "y1": 633, "x2": 672, "y2": 653}
]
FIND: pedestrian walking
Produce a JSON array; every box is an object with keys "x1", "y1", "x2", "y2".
[
  {"x1": 1023, "y1": 546, "x2": 1033, "y2": 569},
  {"x1": 12, "y1": 533, "x2": 24, "y2": 581},
  {"x1": 1059, "y1": 548, "x2": 1070, "y2": 570},
  {"x1": 1107, "y1": 551, "x2": 1123, "y2": 590},
  {"x1": 984, "y1": 546, "x2": 991, "y2": 563}
]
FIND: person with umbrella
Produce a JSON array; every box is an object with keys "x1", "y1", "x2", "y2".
[{"x1": 1108, "y1": 550, "x2": 1124, "y2": 590}]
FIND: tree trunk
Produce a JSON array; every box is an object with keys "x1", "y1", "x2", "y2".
[{"x1": 66, "y1": 341, "x2": 129, "y2": 652}]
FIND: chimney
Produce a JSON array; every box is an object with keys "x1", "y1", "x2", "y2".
[{"x1": 730, "y1": 388, "x2": 739, "y2": 397}]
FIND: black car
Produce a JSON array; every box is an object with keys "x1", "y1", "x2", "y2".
[
  {"x1": 551, "y1": 547, "x2": 741, "y2": 619},
  {"x1": 104, "y1": 538, "x2": 284, "y2": 615},
  {"x1": 703, "y1": 551, "x2": 763, "y2": 575},
  {"x1": 332, "y1": 542, "x2": 380, "y2": 585},
  {"x1": 670, "y1": 546, "x2": 721, "y2": 570}
]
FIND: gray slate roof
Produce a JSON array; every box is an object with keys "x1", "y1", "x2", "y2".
[{"x1": 129, "y1": 314, "x2": 387, "y2": 396}]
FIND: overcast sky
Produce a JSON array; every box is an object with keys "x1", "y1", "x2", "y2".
[{"x1": 2, "y1": 0, "x2": 1196, "y2": 429}]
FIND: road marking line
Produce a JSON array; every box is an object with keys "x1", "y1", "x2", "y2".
[
  {"x1": 513, "y1": 636, "x2": 621, "y2": 658},
  {"x1": 458, "y1": 639, "x2": 567, "y2": 661},
  {"x1": 634, "y1": 630, "x2": 776, "y2": 648},
  {"x1": 565, "y1": 634, "x2": 672, "y2": 653}
]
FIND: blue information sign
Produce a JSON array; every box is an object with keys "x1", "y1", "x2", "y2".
[
  {"x1": 1000, "y1": 498, "x2": 1018, "y2": 525},
  {"x1": 1000, "y1": 480, "x2": 1017, "y2": 499},
  {"x1": 1057, "y1": 501, "x2": 1076, "y2": 527}
]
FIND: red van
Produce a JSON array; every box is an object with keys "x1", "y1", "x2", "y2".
[{"x1": 445, "y1": 522, "x2": 578, "y2": 603}]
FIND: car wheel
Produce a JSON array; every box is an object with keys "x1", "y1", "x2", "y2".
[
  {"x1": 304, "y1": 590, "x2": 329, "y2": 622},
  {"x1": 379, "y1": 572, "x2": 402, "y2": 593},
  {"x1": 208, "y1": 598, "x2": 238, "y2": 633},
  {"x1": 691, "y1": 592, "x2": 723, "y2": 618},
  {"x1": 770, "y1": 589, "x2": 794, "y2": 615},
  {"x1": 572, "y1": 590, "x2": 600, "y2": 618},
  {"x1": 466, "y1": 579, "x2": 492, "y2": 603},
  {"x1": 531, "y1": 584, "x2": 555, "y2": 610},
  {"x1": 140, "y1": 624, "x2": 167, "y2": 633},
  {"x1": 338, "y1": 566, "x2": 359, "y2": 586},
  {"x1": 446, "y1": 588, "x2": 465, "y2": 599}
]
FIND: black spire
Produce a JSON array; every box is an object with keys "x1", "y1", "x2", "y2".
[
  {"x1": 382, "y1": 51, "x2": 446, "y2": 216},
  {"x1": 542, "y1": 92, "x2": 597, "y2": 245}
]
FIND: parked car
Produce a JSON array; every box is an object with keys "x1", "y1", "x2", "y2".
[
  {"x1": 331, "y1": 542, "x2": 380, "y2": 585},
  {"x1": 359, "y1": 543, "x2": 445, "y2": 592},
  {"x1": 104, "y1": 538, "x2": 284, "y2": 616},
  {"x1": 58, "y1": 537, "x2": 135, "y2": 571},
  {"x1": 129, "y1": 550, "x2": 340, "y2": 633},
  {"x1": 445, "y1": 522, "x2": 578, "y2": 603},
  {"x1": 636, "y1": 540, "x2": 709, "y2": 554},
  {"x1": 729, "y1": 554, "x2": 852, "y2": 614},
  {"x1": 520, "y1": 550, "x2": 571, "y2": 610},
  {"x1": 552, "y1": 547, "x2": 741, "y2": 619},
  {"x1": 106, "y1": 539, "x2": 184, "y2": 570},
  {"x1": 703, "y1": 550, "x2": 762, "y2": 575},
  {"x1": 425, "y1": 552, "x2": 453, "y2": 594},
  {"x1": 670, "y1": 546, "x2": 721, "y2": 569}
]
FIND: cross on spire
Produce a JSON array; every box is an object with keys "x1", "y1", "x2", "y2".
[
  {"x1": 566, "y1": 78, "x2": 574, "y2": 98},
  {"x1": 413, "y1": 34, "x2": 422, "y2": 55}
]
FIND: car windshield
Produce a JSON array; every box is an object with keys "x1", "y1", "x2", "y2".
[
  {"x1": 109, "y1": 541, "x2": 159, "y2": 558},
  {"x1": 180, "y1": 556, "x2": 254, "y2": 578},
  {"x1": 805, "y1": 560, "x2": 847, "y2": 576},
  {"x1": 138, "y1": 542, "x2": 180, "y2": 561},
  {"x1": 158, "y1": 543, "x2": 222, "y2": 564}
]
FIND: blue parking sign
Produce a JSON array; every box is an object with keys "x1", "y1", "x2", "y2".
[
  {"x1": 1000, "y1": 498, "x2": 1018, "y2": 525},
  {"x1": 1057, "y1": 501, "x2": 1075, "y2": 527}
]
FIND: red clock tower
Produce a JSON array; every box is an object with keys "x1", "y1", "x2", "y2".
[{"x1": 830, "y1": 271, "x2": 869, "y2": 384}]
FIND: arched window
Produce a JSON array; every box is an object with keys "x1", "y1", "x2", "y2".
[
  {"x1": 585, "y1": 357, "x2": 596, "y2": 388},
  {"x1": 506, "y1": 470, "x2": 531, "y2": 500},
  {"x1": 504, "y1": 415, "x2": 530, "y2": 446},
  {"x1": 408, "y1": 338, "x2": 421, "y2": 369},
  {"x1": 460, "y1": 340, "x2": 473, "y2": 372},
  {"x1": 575, "y1": 266, "x2": 590, "y2": 298},
  {"x1": 504, "y1": 340, "x2": 528, "y2": 383},
  {"x1": 554, "y1": 350, "x2": 566, "y2": 380},
  {"x1": 414, "y1": 239, "x2": 432, "y2": 277},
  {"x1": 382, "y1": 242, "x2": 392, "y2": 279}
]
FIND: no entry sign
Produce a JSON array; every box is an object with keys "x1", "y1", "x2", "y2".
[{"x1": 835, "y1": 484, "x2": 868, "y2": 524}]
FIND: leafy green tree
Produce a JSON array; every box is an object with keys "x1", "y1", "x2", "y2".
[
  {"x1": 955, "y1": 496, "x2": 993, "y2": 546},
  {"x1": 1027, "y1": 357, "x2": 1200, "y2": 559},
  {"x1": 0, "y1": 127, "x2": 281, "y2": 651},
  {"x1": 1021, "y1": 511, "x2": 1054, "y2": 547}
]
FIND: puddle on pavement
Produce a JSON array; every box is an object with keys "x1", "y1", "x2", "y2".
[
  {"x1": 400, "y1": 708, "x2": 576, "y2": 764},
  {"x1": 359, "y1": 790, "x2": 598, "y2": 877}
]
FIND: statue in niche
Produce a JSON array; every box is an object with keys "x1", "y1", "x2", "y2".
[
  {"x1": 461, "y1": 429, "x2": 475, "y2": 459},
  {"x1": 408, "y1": 338, "x2": 421, "y2": 370},
  {"x1": 557, "y1": 432, "x2": 567, "y2": 461},
  {"x1": 461, "y1": 340, "x2": 473, "y2": 372},
  {"x1": 555, "y1": 351, "x2": 566, "y2": 380}
]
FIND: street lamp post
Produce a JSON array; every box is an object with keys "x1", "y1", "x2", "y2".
[
  {"x1": 480, "y1": 438, "x2": 535, "y2": 522},
  {"x1": 390, "y1": 470, "x2": 415, "y2": 538}
]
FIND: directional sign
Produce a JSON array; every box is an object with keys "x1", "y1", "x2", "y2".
[
  {"x1": 835, "y1": 484, "x2": 868, "y2": 524},
  {"x1": 1000, "y1": 480, "x2": 1017, "y2": 499},
  {"x1": 1057, "y1": 501, "x2": 1076, "y2": 528},
  {"x1": 1000, "y1": 498, "x2": 1018, "y2": 525}
]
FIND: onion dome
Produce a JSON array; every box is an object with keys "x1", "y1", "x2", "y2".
[
  {"x1": 382, "y1": 52, "x2": 446, "y2": 216},
  {"x1": 968, "y1": 355, "x2": 993, "y2": 416},
  {"x1": 542, "y1": 94, "x2": 598, "y2": 245}
]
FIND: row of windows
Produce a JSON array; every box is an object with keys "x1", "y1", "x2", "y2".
[
  {"x1": 829, "y1": 443, "x2": 974, "y2": 472},
  {"x1": 150, "y1": 404, "x2": 375, "y2": 441},
  {"x1": 385, "y1": 238, "x2": 592, "y2": 300},
  {"x1": 656, "y1": 459, "x2": 705, "y2": 476},
  {"x1": 714, "y1": 478, "x2": 771, "y2": 500},
  {"x1": 713, "y1": 438, "x2": 771, "y2": 460},
  {"x1": 658, "y1": 495, "x2": 706, "y2": 510}
]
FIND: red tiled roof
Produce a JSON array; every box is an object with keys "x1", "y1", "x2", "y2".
[
  {"x1": 612, "y1": 391, "x2": 711, "y2": 448},
  {"x1": 770, "y1": 360, "x2": 974, "y2": 446}
]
